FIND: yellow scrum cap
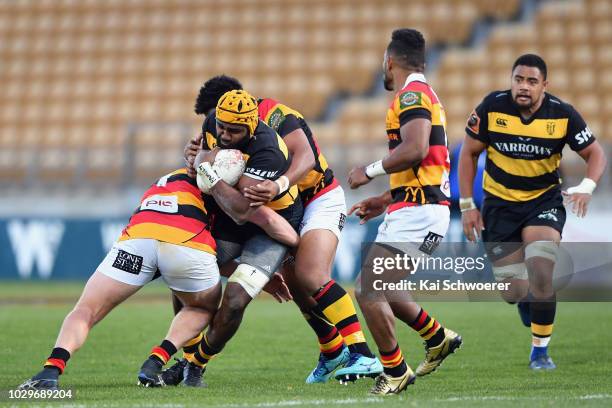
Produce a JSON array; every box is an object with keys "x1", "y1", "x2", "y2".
[{"x1": 216, "y1": 89, "x2": 259, "y2": 135}]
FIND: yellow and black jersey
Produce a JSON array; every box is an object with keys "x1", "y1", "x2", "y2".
[
  {"x1": 466, "y1": 90, "x2": 596, "y2": 202},
  {"x1": 386, "y1": 73, "x2": 451, "y2": 212},
  {"x1": 202, "y1": 111, "x2": 299, "y2": 211},
  {"x1": 257, "y1": 98, "x2": 337, "y2": 205},
  {"x1": 119, "y1": 168, "x2": 216, "y2": 254}
]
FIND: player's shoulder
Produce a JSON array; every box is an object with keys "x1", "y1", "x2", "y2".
[
  {"x1": 259, "y1": 97, "x2": 303, "y2": 119},
  {"x1": 479, "y1": 90, "x2": 511, "y2": 110},
  {"x1": 398, "y1": 80, "x2": 437, "y2": 104},
  {"x1": 544, "y1": 92, "x2": 578, "y2": 117},
  {"x1": 250, "y1": 121, "x2": 281, "y2": 150}
]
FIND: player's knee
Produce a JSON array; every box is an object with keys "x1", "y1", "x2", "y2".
[
  {"x1": 524, "y1": 241, "x2": 557, "y2": 263},
  {"x1": 228, "y1": 263, "x2": 270, "y2": 299},
  {"x1": 68, "y1": 304, "x2": 99, "y2": 328},
  {"x1": 221, "y1": 293, "x2": 248, "y2": 322},
  {"x1": 492, "y1": 263, "x2": 527, "y2": 282}
]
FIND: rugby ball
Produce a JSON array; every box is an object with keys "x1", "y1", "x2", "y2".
[{"x1": 197, "y1": 149, "x2": 246, "y2": 194}]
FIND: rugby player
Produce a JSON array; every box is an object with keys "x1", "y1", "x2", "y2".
[
  {"x1": 176, "y1": 76, "x2": 380, "y2": 384},
  {"x1": 160, "y1": 89, "x2": 305, "y2": 387},
  {"x1": 347, "y1": 29, "x2": 462, "y2": 394},
  {"x1": 459, "y1": 54, "x2": 607, "y2": 369},
  {"x1": 18, "y1": 167, "x2": 298, "y2": 390}
]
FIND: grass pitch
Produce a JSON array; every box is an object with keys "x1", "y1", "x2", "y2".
[{"x1": 1, "y1": 281, "x2": 611, "y2": 408}]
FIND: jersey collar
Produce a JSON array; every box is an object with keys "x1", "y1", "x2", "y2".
[{"x1": 403, "y1": 72, "x2": 427, "y2": 88}]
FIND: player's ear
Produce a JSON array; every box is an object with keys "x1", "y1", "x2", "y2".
[{"x1": 542, "y1": 79, "x2": 548, "y2": 90}]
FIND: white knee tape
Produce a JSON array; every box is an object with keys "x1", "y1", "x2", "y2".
[
  {"x1": 492, "y1": 263, "x2": 528, "y2": 282},
  {"x1": 524, "y1": 241, "x2": 557, "y2": 263},
  {"x1": 228, "y1": 263, "x2": 270, "y2": 298}
]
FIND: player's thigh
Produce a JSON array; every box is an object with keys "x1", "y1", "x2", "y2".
[
  {"x1": 157, "y1": 243, "x2": 221, "y2": 294},
  {"x1": 522, "y1": 225, "x2": 561, "y2": 244},
  {"x1": 173, "y1": 282, "x2": 222, "y2": 312},
  {"x1": 240, "y1": 234, "x2": 288, "y2": 277},
  {"x1": 75, "y1": 271, "x2": 142, "y2": 322},
  {"x1": 294, "y1": 229, "x2": 338, "y2": 289},
  {"x1": 89, "y1": 238, "x2": 158, "y2": 318}
]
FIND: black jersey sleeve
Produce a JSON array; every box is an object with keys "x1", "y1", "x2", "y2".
[
  {"x1": 243, "y1": 148, "x2": 289, "y2": 181},
  {"x1": 276, "y1": 114, "x2": 302, "y2": 137},
  {"x1": 566, "y1": 105, "x2": 596, "y2": 151},
  {"x1": 465, "y1": 99, "x2": 489, "y2": 144}
]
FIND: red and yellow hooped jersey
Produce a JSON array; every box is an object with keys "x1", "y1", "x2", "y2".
[
  {"x1": 386, "y1": 75, "x2": 451, "y2": 212},
  {"x1": 258, "y1": 98, "x2": 337, "y2": 205},
  {"x1": 119, "y1": 168, "x2": 216, "y2": 254}
]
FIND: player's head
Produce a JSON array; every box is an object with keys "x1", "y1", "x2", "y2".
[
  {"x1": 510, "y1": 54, "x2": 548, "y2": 110},
  {"x1": 195, "y1": 75, "x2": 243, "y2": 116},
  {"x1": 215, "y1": 89, "x2": 259, "y2": 148},
  {"x1": 383, "y1": 29, "x2": 426, "y2": 91}
]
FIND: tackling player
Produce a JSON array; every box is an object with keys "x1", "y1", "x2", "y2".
[
  {"x1": 18, "y1": 167, "x2": 298, "y2": 390},
  {"x1": 459, "y1": 54, "x2": 607, "y2": 369},
  {"x1": 347, "y1": 29, "x2": 462, "y2": 394}
]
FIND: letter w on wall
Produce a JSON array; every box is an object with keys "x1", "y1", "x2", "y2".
[{"x1": 7, "y1": 220, "x2": 65, "y2": 279}]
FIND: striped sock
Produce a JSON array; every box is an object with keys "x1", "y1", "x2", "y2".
[
  {"x1": 313, "y1": 280, "x2": 373, "y2": 358},
  {"x1": 44, "y1": 347, "x2": 71, "y2": 374},
  {"x1": 530, "y1": 293, "x2": 556, "y2": 360},
  {"x1": 302, "y1": 309, "x2": 345, "y2": 359},
  {"x1": 182, "y1": 331, "x2": 204, "y2": 360},
  {"x1": 409, "y1": 308, "x2": 445, "y2": 347},
  {"x1": 187, "y1": 334, "x2": 220, "y2": 368},
  {"x1": 149, "y1": 339, "x2": 177, "y2": 365},
  {"x1": 380, "y1": 344, "x2": 408, "y2": 378}
]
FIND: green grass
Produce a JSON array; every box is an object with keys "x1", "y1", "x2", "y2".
[{"x1": 1, "y1": 282, "x2": 611, "y2": 407}]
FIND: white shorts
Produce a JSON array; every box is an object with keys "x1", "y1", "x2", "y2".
[
  {"x1": 375, "y1": 204, "x2": 450, "y2": 257},
  {"x1": 98, "y1": 239, "x2": 220, "y2": 292},
  {"x1": 299, "y1": 185, "x2": 347, "y2": 239}
]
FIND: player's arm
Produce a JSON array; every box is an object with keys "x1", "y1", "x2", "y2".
[
  {"x1": 244, "y1": 116, "x2": 315, "y2": 204},
  {"x1": 459, "y1": 104, "x2": 489, "y2": 242},
  {"x1": 562, "y1": 109, "x2": 607, "y2": 217},
  {"x1": 247, "y1": 206, "x2": 300, "y2": 247},
  {"x1": 348, "y1": 119, "x2": 431, "y2": 189},
  {"x1": 562, "y1": 140, "x2": 607, "y2": 217},
  {"x1": 458, "y1": 136, "x2": 486, "y2": 242}
]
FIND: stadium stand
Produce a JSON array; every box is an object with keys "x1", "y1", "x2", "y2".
[{"x1": 1, "y1": 0, "x2": 608, "y2": 188}]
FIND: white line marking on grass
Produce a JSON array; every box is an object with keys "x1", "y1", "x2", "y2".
[{"x1": 217, "y1": 398, "x2": 383, "y2": 408}]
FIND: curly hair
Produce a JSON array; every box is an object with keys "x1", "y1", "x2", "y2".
[{"x1": 194, "y1": 75, "x2": 243, "y2": 115}]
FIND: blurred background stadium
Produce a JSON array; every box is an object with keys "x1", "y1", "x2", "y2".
[{"x1": 0, "y1": 0, "x2": 611, "y2": 281}]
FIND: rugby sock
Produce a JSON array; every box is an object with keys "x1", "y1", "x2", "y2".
[
  {"x1": 302, "y1": 309, "x2": 345, "y2": 359},
  {"x1": 379, "y1": 344, "x2": 408, "y2": 378},
  {"x1": 188, "y1": 334, "x2": 221, "y2": 368},
  {"x1": 529, "y1": 293, "x2": 556, "y2": 360},
  {"x1": 149, "y1": 340, "x2": 178, "y2": 365},
  {"x1": 44, "y1": 347, "x2": 71, "y2": 374},
  {"x1": 182, "y1": 331, "x2": 204, "y2": 359},
  {"x1": 313, "y1": 280, "x2": 374, "y2": 358},
  {"x1": 409, "y1": 308, "x2": 445, "y2": 347}
]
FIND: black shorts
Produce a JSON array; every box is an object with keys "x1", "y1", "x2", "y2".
[{"x1": 481, "y1": 187, "x2": 566, "y2": 261}]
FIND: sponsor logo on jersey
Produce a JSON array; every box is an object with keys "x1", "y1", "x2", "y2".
[
  {"x1": 493, "y1": 142, "x2": 553, "y2": 156},
  {"x1": 399, "y1": 91, "x2": 421, "y2": 108},
  {"x1": 268, "y1": 108, "x2": 285, "y2": 131},
  {"x1": 140, "y1": 195, "x2": 178, "y2": 213},
  {"x1": 495, "y1": 117, "x2": 508, "y2": 128},
  {"x1": 546, "y1": 122, "x2": 556, "y2": 136}
]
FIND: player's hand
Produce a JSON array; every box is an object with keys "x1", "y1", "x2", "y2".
[
  {"x1": 349, "y1": 196, "x2": 387, "y2": 224},
  {"x1": 197, "y1": 147, "x2": 219, "y2": 166},
  {"x1": 243, "y1": 180, "x2": 279, "y2": 207},
  {"x1": 263, "y1": 272, "x2": 293, "y2": 303},
  {"x1": 184, "y1": 133, "x2": 203, "y2": 177},
  {"x1": 461, "y1": 208, "x2": 484, "y2": 242},
  {"x1": 348, "y1": 166, "x2": 371, "y2": 189},
  {"x1": 562, "y1": 191, "x2": 591, "y2": 218}
]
